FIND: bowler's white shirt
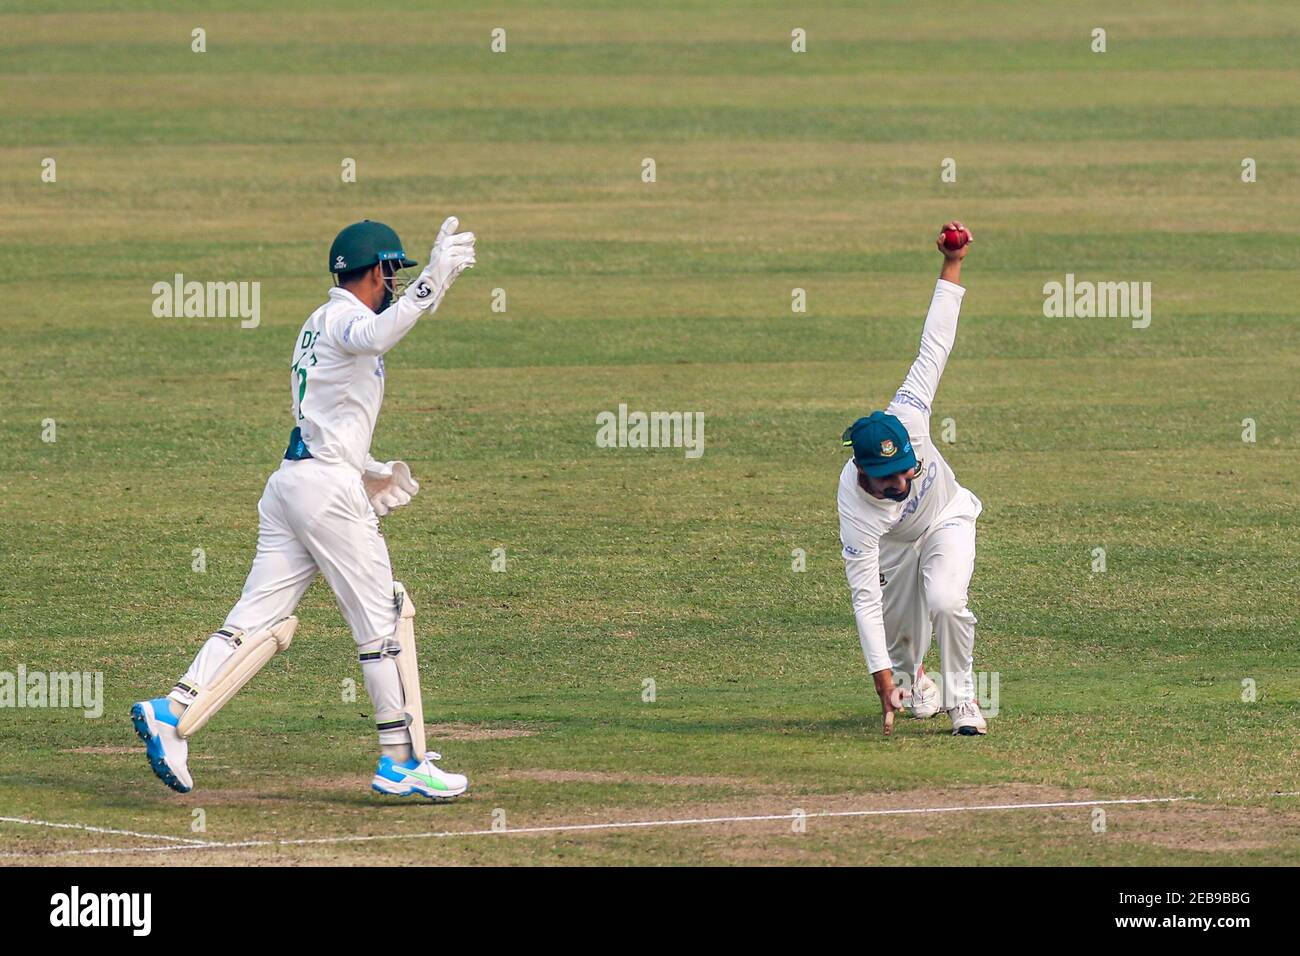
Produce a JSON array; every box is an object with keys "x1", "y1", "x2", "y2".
[{"x1": 838, "y1": 279, "x2": 982, "y2": 672}]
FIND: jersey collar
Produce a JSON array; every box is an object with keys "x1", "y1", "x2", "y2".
[{"x1": 328, "y1": 285, "x2": 373, "y2": 313}]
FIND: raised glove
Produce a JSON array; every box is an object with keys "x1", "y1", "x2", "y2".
[
  {"x1": 404, "y1": 216, "x2": 476, "y2": 312},
  {"x1": 362, "y1": 460, "x2": 420, "y2": 517}
]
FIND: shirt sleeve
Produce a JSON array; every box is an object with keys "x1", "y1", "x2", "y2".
[
  {"x1": 839, "y1": 501, "x2": 891, "y2": 674},
  {"x1": 887, "y1": 279, "x2": 965, "y2": 434},
  {"x1": 332, "y1": 294, "x2": 425, "y2": 357}
]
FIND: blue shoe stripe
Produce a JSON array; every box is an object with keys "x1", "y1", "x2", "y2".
[
  {"x1": 374, "y1": 754, "x2": 423, "y2": 782},
  {"x1": 149, "y1": 697, "x2": 179, "y2": 727}
]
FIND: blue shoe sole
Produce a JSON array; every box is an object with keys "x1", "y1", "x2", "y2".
[
  {"x1": 369, "y1": 785, "x2": 465, "y2": 801},
  {"x1": 130, "y1": 703, "x2": 191, "y2": 793}
]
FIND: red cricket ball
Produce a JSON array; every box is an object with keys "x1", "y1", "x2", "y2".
[{"x1": 941, "y1": 226, "x2": 970, "y2": 251}]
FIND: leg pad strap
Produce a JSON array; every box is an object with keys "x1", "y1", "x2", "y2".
[{"x1": 176, "y1": 616, "x2": 297, "y2": 737}]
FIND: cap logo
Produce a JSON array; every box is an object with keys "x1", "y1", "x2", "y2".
[
  {"x1": 335, "y1": 255, "x2": 346, "y2": 268},
  {"x1": 880, "y1": 439, "x2": 897, "y2": 457}
]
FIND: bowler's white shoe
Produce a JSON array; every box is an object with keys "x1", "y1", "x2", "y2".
[
  {"x1": 130, "y1": 697, "x2": 194, "y2": 792},
  {"x1": 907, "y1": 668, "x2": 941, "y2": 719},
  {"x1": 372, "y1": 751, "x2": 468, "y2": 800},
  {"x1": 948, "y1": 699, "x2": 988, "y2": 736}
]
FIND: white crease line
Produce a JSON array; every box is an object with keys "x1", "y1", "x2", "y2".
[
  {"x1": 0, "y1": 815, "x2": 213, "y2": 847},
  {"x1": 0, "y1": 795, "x2": 1193, "y2": 860}
]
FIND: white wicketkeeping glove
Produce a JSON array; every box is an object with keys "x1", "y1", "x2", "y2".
[
  {"x1": 404, "y1": 216, "x2": 476, "y2": 313},
  {"x1": 362, "y1": 460, "x2": 420, "y2": 517}
]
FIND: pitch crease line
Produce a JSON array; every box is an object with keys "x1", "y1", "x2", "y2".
[
  {"x1": 0, "y1": 795, "x2": 1191, "y2": 859},
  {"x1": 0, "y1": 815, "x2": 214, "y2": 846}
]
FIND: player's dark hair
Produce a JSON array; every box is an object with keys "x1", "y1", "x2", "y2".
[{"x1": 336, "y1": 263, "x2": 380, "y2": 287}]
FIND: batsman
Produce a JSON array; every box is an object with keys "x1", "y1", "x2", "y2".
[
  {"x1": 838, "y1": 221, "x2": 987, "y2": 736},
  {"x1": 132, "y1": 217, "x2": 476, "y2": 798}
]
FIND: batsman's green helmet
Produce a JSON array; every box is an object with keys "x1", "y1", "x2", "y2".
[{"x1": 328, "y1": 220, "x2": 417, "y2": 274}]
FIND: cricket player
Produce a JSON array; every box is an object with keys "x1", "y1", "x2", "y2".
[
  {"x1": 132, "y1": 217, "x2": 476, "y2": 798},
  {"x1": 838, "y1": 221, "x2": 986, "y2": 736}
]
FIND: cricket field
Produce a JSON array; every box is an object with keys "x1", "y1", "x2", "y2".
[{"x1": 1, "y1": 1, "x2": 1298, "y2": 865}]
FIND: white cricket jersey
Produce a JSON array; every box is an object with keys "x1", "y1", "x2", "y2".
[
  {"x1": 289, "y1": 287, "x2": 425, "y2": 472},
  {"x1": 838, "y1": 279, "x2": 982, "y2": 672}
]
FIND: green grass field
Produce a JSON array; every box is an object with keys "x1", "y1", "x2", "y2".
[{"x1": 2, "y1": 0, "x2": 1299, "y2": 865}]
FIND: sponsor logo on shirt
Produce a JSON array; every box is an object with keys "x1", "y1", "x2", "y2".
[
  {"x1": 891, "y1": 389, "x2": 930, "y2": 415},
  {"x1": 895, "y1": 460, "x2": 939, "y2": 525}
]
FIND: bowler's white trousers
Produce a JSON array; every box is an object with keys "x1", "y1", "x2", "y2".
[{"x1": 878, "y1": 501, "x2": 980, "y2": 708}]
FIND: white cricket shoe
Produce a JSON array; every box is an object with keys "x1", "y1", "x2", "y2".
[
  {"x1": 372, "y1": 751, "x2": 468, "y2": 800},
  {"x1": 907, "y1": 668, "x2": 941, "y2": 719},
  {"x1": 948, "y1": 699, "x2": 988, "y2": 736},
  {"x1": 130, "y1": 697, "x2": 194, "y2": 792}
]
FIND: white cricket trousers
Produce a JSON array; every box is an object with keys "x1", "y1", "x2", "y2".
[
  {"x1": 223, "y1": 458, "x2": 398, "y2": 642},
  {"x1": 172, "y1": 458, "x2": 407, "y2": 744},
  {"x1": 878, "y1": 508, "x2": 979, "y2": 708}
]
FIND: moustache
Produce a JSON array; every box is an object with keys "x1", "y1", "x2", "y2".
[{"x1": 881, "y1": 482, "x2": 911, "y2": 502}]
